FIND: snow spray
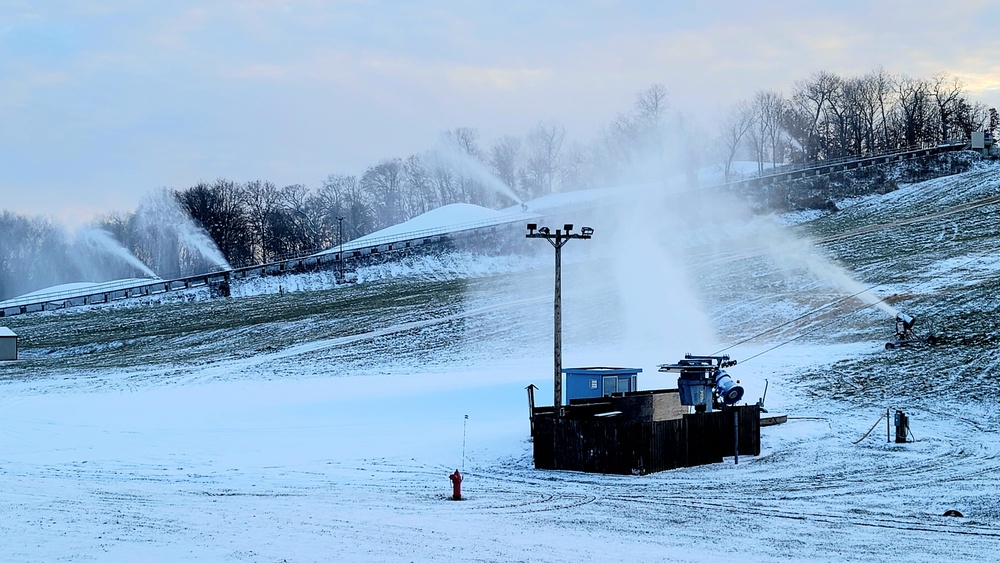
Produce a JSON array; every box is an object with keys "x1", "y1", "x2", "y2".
[
  {"x1": 596, "y1": 190, "x2": 719, "y2": 357},
  {"x1": 134, "y1": 189, "x2": 233, "y2": 275},
  {"x1": 76, "y1": 227, "x2": 159, "y2": 279},
  {"x1": 756, "y1": 221, "x2": 898, "y2": 317},
  {"x1": 431, "y1": 138, "x2": 524, "y2": 206}
]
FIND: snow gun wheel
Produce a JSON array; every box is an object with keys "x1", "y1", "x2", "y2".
[{"x1": 885, "y1": 342, "x2": 896, "y2": 350}]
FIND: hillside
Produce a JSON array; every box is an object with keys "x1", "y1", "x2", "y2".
[{"x1": 1, "y1": 161, "x2": 1000, "y2": 561}]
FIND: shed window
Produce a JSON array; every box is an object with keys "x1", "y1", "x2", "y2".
[
  {"x1": 589, "y1": 379, "x2": 598, "y2": 390},
  {"x1": 602, "y1": 376, "x2": 617, "y2": 396}
]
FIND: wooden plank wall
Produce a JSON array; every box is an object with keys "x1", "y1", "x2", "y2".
[{"x1": 532, "y1": 405, "x2": 760, "y2": 474}]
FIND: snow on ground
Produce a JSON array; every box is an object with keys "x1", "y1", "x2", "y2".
[
  {"x1": 346, "y1": 203, "x2": 523, "y2": 247},
  {"x1": 2, "y1": 337, "x2": 997, "y2": 562},
  {"x1": 3, "y1": 162, "x2": 1000, "y2": 561}
]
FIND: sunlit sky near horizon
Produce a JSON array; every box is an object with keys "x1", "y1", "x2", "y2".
[{"x1": 2, "y1": 1, "x2": 998, "y2": 226}]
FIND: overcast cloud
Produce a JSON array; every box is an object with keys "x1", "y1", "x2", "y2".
[{"x1": 1, "y1": 1, "x2": 998, "y2": 225}]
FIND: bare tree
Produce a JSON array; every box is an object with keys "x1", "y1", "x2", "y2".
[
  {"x1": 362, "y1": 158, "x2": 405, "y2": 229},
  {"x1": 792, "y1": 71, "x2": 841, "y2": 159},
  {"x1": 313, "y1": 174, "x2": 354, "y2": 245},
  {"x1": 748, "y1": 90, "x2": 786, "y2": 170},
  {"x1": 896, "y1": 75, "x2": 934, "y2": 147},
  {"x1": 633, "y1": 83, "x2": 669, "y2": 155},
  {"x1": 439, "y1": 128, "x2": 492, "y2": 206},
  {"x1": 427, "y1": 153, "x2": 459, "y2": 207},
  {"x1": 558, "y1": 141, "x2": 594, "y2": 191},
  {"x1": 447, "y1": 127, "x2": 482, "y2": 158},
  {"x1": 243, "y1": 179, "x2": 281, "y2": 262},
  {"x1": 175, "y1": 179, "x2": 250, "y2": 266},
  {"x1": 489, "y1": 135, "x2": 523, "y2": 198},
  {"x1": 718, "y1": 101, "x2": 756, "y2": 181},
  {"x1": 321, "y1": 174, "x2": 370, "y2": 241},
  {"x1": 931, "y1": 72, "x2": 965, "y2": 142},
  {"x1": 950, "y1": 98, "x2": 990, "y2": 140},
  {"x1": 523, "y1": 120, "x2": 565, "y2": 197},
  {"x1": 867, "y1": 67, "x2": 897, "y2": 150},
  {"x1": 401, "y1": 153, "x2": 435, "y2": 218},
  {"x1": 277, "y1": 183, "x2": 322, "y2": 253},
  {"x1": 840, "y1": 76, "x2": 880, "y2": 155}
]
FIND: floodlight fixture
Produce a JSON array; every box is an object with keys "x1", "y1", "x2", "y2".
[
  {"x1": 563, "y1": 224, "x2": 573, "y2": 232},
  {"x1": 526, "y1": 223, "x2": 537, "y2": 233},
  {"x1": 538, "y1": 226, "x2": 550, "y2": 235},
  {"x1": 580, "y1": 226, "x2": 594, "y2": 236}
]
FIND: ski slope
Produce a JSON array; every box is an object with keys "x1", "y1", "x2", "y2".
[{"x1": 2, "y1": 162, "x2": 1000, "y2": 561}]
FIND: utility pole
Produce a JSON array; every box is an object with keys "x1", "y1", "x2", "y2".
[
  {"x1": 337, "y1": 216, "x2": 345, "y2": 282},
  {"x1": 526, "y1": 223, "x2": 594, "y2": 416}
]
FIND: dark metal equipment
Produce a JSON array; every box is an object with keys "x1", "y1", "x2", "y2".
[
  {"x1": 894, "y1": 410, "x2": 911, "y2": 443},
  {"x1": 885, "y1": 313, "x2": 939, "y2": 349},
  {"x1": 658, "y1": 354, "x2": 744, "y2": 413},
  {"x1": 756, "y1": 379, "x2": 769, "y2": 413}
]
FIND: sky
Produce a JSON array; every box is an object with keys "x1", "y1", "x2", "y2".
[{"x1": 1, "y1": 0, "x2": 998, "y2": 226}]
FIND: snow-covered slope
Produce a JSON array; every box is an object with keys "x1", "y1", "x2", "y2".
[{"x1": 2, "y1": 162, "x2": 1000, "y2": 561}]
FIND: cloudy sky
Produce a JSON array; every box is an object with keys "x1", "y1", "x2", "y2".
[{"x1": 2, "y1": 1, "x2": 998, "y2": 226}]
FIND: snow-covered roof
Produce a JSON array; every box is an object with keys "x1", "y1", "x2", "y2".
[{"x1": 0, "y1": 327, "x2": 16, "y2": 337}]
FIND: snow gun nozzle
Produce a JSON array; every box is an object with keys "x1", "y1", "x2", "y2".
[{"x1": 896, "y1": 313, "x2": 915, "y2": 331}]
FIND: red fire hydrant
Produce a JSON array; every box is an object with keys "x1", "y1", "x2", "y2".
[{"x1": 449, "y1": 469, "x2": 463, "y2": 500}]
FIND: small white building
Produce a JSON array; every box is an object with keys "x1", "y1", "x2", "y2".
[{"x1": 0, "y1": 327, "x2": 17, "y2": 361}]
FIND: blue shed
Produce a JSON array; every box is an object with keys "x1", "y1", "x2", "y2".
[
  {"x1": 564, "y1": 367, "x2": 642, "y2": 401},
  {"x1": 0, "y1": 327, "x2": 16, "y2": 361}
]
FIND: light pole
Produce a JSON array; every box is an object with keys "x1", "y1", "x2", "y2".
[
  {"x1": 337, "y1": 216, "x2": 345, "y2": 282},
  {"x1": 526, "y1": 223, "x2": 594, "y2": 416}
]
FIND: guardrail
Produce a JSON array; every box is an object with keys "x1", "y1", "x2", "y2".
[
  {"x1": 0, "y1": 278, "x2": 165, "y2": 309},
  {"x1": 729, "y1": 141, "x2": 968, "y2": 184}
]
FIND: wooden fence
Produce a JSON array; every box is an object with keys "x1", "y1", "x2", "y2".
[{"x1": 532, "y1": 405, "x2": 760, "y2": 474}]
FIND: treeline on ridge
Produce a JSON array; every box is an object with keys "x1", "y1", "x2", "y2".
[{"x1": 1, "y1": 68, "x2": 996, "y2": 299}]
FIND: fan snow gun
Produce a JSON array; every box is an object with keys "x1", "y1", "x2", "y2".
[
  {"x1": 658, "y1": 354, "x2": 744, "y2": 413},
  {"x1": 895, "y1": 313, "x2": 915, "y2": 339},
  {"x1": 885, "y1": 312, "x2": 939, "y2": 349}
]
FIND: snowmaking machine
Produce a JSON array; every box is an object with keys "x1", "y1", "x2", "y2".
[
  {"x1": 658, "y1": 354, "x2": 744, "y2": 412},
  {"x1": 884, "y1": 313, "x2": 939, "y2": 349}
]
